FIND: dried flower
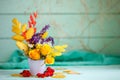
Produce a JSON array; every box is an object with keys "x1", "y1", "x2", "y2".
[{"x1": 11, "y1": 12, "x2": 67, "y2": 64}]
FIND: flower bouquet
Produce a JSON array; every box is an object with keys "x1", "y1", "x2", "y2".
[{"x1": 11, "y1": 12, "x2": 67, "y2": 77}]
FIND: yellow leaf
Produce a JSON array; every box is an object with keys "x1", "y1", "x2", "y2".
[
  {"x1": 25, "y1": 28, "x2": 34, "y2": 40},
  {"x1": 51, "y1": 52, "x2": 62, "y2": 57},
  {"x1": 12, "y1": 25, "x2": 21, "y2": 34},
  {"x1": 12, "y1": 35, "x2": 24, "y2": 41},
  {"x1": 21, "y1": 24, "x2": 27, "y2": 32},
  {"x1": 11, "y1": 74, "x2": 22, "y2": 77},
  {"x1": 16, "y1": 41, "x2": 28, "y2": 54},
  {"x1": 54, "y1": 46, "x2": 65, "y2": 52},
  {"x1": 52, "y1": 74, "x2": 66, "y2": 78},
  {"x1": 12, "y1": 18, "x2": 18, "y2": 25},
  {"x1": 61, "y1": 45, "x2": 68, "y2": 48}
]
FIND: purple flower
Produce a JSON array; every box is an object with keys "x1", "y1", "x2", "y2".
[
  {"x1": 29, "y1": 25, "x2": 54, "y2": 45},
  {"x1": 45, "y1": 36, "x2": 54, "y2": 46},
  {"x1": 40, "y1": 25, "x2": 50, "y2": 34},
  {"x1": 29, "y1": 33, "x2": 41, "y2": 44}
]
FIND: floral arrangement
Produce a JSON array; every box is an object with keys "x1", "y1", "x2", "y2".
[{"x1": 11, "y1": 11, "x2": 67, "y2": 65}]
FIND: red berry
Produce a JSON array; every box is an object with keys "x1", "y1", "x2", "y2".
[
  {"x1": 41, "y1": 74, "x2": 45, "y2": 78},
  {"x1": 36, "y1": 73, "x2": 42, "y2": 78},
  {"x1": 36, "y1": 67, "x2": 55, "y2": 78},
  {"x1": 51, "y1": 69, "x2": 54, "y2": 73},
  {"x1": 44, "y1": 72, "x2": 49, "y2": 77},
  {"x1": 47, "y1": 67, "x2": 51, "y2": 71},
  {"x1": 20, "y1": 70, "x2": 31, "y2": 77}
]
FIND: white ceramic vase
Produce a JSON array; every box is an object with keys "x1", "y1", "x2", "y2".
[{"x1": 28, "y1": 58, "x2": 46, "y2": 75}]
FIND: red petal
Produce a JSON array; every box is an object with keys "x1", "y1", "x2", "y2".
[
  {"x1": 28, "y1": 21, "x2": 32, "y2": 28},
  {"x1": 30, "y1": 15, "x2": 34, "y2": 22},
  {"x1": 33, "y1": 11, "x2": 38, "y2": 18},
  {"x1": 32, "y1": 20, "x2": 36, "y2": 27},
  {"x1": 34, "y1": 28, "x2": 36, "y2": 33}
]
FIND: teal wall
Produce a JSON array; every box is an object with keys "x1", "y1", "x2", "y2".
[{"x1": 0, "y1": 0, "x2": 120, "y2": 62}]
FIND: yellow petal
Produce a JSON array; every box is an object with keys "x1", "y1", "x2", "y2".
[
  {"x1": 16, "y1": 41, "x2": 28, "y2": 54},
  {"x1": 25, "y1": 28, "x2": 34, "y2": 40},
  {"x1": 12, "y1": 35, "x2": 24, "y2": 41},
  {"x1": 12, "y1": 25, "x2": 21, "y2": 34},
  {"x1": 21, "y1": 24, "x2": 27, "y2": 32}
]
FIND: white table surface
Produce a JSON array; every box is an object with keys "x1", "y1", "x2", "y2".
[{"x1": 0, "y1": 65, "x2": 120, "y2": 80}]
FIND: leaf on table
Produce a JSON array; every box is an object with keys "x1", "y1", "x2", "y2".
[
  {"x1": 55, "y1": 67, "x2": 67, "y2": 70},
  {"x1": 11, "y1": 74, "x2": 22, "y2": 77},
  {"x1": 63, "y1": 70, "x2": 80, "y2": 74},
  {"x1": 52, "y1": 72, "x2": 66, "y2": 78}
]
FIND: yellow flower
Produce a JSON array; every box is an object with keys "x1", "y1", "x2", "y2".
[
  {"x1": 40, "y1": 44, "x2": 52, "y2": 56},
  {"x1": 29, "y1": 49, "x2": 40, "y2": 60},
  {"x1": 41, "y1": 32, "x2": 48, "y2": 39},
  {"x1": 45, "y1": 56, "x2": 55, "y2": 64}
]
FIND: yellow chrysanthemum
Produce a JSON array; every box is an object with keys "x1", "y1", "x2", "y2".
[
  {"x1": 41, "y1": 32, "x2": 48, "y2": 39},
  {"x1": 40, "y1": 44, "x2": 52, "y2": 56},
  {"x1": 45, "y1": 56, "x2": 55, "y2": 64},
  {"x1": 29, "y1": 49, "x2": 40, "y2": 60}
]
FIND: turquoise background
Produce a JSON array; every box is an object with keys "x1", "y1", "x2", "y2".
[{"x1": 0, "y1": 0, "x2": 120, "y2": 62}]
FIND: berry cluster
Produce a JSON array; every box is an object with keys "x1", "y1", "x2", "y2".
[
  {"x1": 20, "y1": 67, "x2": 54, "y2": 78},
  {"x1": 36, "y1": 67, "x2": 54, "y2": 78},
  {"x1": 20, "y1": 70, "x2": 31, "y2": 77}
]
